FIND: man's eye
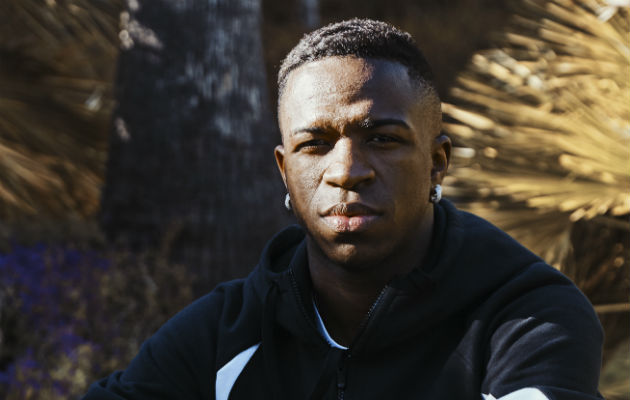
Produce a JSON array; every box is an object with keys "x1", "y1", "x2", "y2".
[
  {"x1": 297, "y1": 139, "x2": 329, "y2": 151},
  {"x1": 369, "y1": 134, "x2": 399, "y2": 144}
]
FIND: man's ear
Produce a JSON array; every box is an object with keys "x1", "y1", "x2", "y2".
[
  {"x1": 274, "y1": 145, "x2": 287, "y2": 188},
  {"x1": 431, "y1": 134, "x2": 451, "y2": 185}
]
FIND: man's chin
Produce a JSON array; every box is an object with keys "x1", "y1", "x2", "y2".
[
  {"x1": 317, "y1": 240, "x2": 387, "y2": 271},
  {"x1": 303, "y1": 220, "x2": 391, "y2": 267}
]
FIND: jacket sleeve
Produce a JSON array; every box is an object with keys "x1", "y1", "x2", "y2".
[
  {"x1": 481, "y1": 269, "x2": 604, "y2": 400},
  {"x1": 82, "y1": 292, "x2": 224, "y2": 400}
]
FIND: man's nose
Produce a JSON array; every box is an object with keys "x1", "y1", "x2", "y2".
[{"x1": 323, "y1": 138, "x2": 375, "y2": 189}]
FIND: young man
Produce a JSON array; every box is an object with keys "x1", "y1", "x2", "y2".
[{"x1": 84, "y1": 19, "x2": 603, "y2": 399}]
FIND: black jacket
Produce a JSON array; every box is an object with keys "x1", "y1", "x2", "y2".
[{"x1": 84, "y1": 200, "x2": 603, "y2": 399}]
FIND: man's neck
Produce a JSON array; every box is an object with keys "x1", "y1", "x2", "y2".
[{"x1": 307, "y1": 209, "x2": 434, "y2": 347}]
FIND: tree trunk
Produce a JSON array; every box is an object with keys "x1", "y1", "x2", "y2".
[
  {"x1": 299, "y1": 0, "x2": 320, "y2": 29},
  {"x1": 101, "y1": 0, "x2": 290, "y2": 292}
]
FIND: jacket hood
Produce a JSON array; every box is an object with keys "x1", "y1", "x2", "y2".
[{"x1": 247, "y1": 199, "x2": 544, "y2": 355}]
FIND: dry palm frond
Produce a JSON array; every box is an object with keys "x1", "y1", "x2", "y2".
[
  {"x1": 443, "y1": 0, "x2": 629, "y2": 268},
  {"x1": 442, "y1": 1, "x2": 629, "y2": 393},
  {"x1": 0, "y1": 0, "x2": 122, "y2": 222},
  {"x1": 599, "y1": 339, "x2": 630, "y2": 400}
]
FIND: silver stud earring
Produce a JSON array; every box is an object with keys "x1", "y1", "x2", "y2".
[
  {"x1": 284, "y1": 193, "x2": 292, "y2": 210},
  {"x1": 430, "y1": 184, "x2": 442, "y2": 203}
]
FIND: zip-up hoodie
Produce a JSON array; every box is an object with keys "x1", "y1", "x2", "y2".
[{"x1": 84, "y1": 200, "x2": 603, "y2": 399}]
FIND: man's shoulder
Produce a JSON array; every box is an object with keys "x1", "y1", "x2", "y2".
[
  {"x1": 142, "y1": 275, "x2": 264, "y2": 375},
  {"x1": 438, "y1": 200, "x2": 599, "y2": 329},
  {"x1": 443, "y1": 200, "x2": 540, "y2": 260},
  {"x1": 434, "y1": 200, "x2": 544, "y2": 290},
  {"x1": 160, "y1": 276, "x2": 260, "y2": 340}
]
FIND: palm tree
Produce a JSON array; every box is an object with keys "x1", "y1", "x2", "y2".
[
  {"x1": 442, "y1": 1, "x2": 629, "y2": 398},
  {"x1": 0, "y1": 0, "x2": 121, "y2": 226}
]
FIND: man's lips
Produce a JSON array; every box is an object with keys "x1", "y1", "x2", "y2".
[{"x1": 321, "y1": 203, "x2": 381, "y2": 233}]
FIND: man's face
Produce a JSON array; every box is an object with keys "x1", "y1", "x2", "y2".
[{"x1": 275, "y1": 56, "x2": 450, "y2": 268}]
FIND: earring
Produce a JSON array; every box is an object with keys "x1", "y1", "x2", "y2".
[
  {"x1": 430, "y1": 184, "x2": 442, "y2": 203},
  {"x1": 284, "y1": 193, "x2": 292, "y2": 210}
]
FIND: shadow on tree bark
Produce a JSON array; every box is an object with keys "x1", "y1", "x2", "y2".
[{"x1": 101, "y1": 0, "x2": 292, "y2": 294}]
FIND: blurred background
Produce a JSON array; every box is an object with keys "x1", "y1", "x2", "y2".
[{"x1": 0, "y1": 0, "x2": 628, "y2": 398}]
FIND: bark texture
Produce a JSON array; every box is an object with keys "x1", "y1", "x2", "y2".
[{"x1": 101, "y1": 0, "x2": 290, "y2": 291}]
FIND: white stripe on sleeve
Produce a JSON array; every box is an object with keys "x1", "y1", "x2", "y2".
[
  {"x1": 216, "y1": 343, "x2": 260, "y2": 400},
  {"x1": 482, "y1": 388, "x2": 549, "y2": 400}
]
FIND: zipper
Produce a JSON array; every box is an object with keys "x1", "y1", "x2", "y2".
[
  {"x1": 290, "y1": 268, "x2": 392, "y2": 399},
  {"x1": 338, "y1": 285, "x2": 391, "y2": 400},
  {"x1": 337, "y1": 358, "x2": 347, "y2": 400},
  {"x1": 351, "y1": 285, "x2": 390, "y2": 345}
]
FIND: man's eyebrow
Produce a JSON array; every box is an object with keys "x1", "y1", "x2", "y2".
[
  {"x1": 290, "y1": 126, "x2": 327, "y2": 136},
  {"x1": 290, "y1": 119, "x2": 410, "y2": 136},
  {"x1": 359, "y1": 118, "x2": 410, "y2": 130}
]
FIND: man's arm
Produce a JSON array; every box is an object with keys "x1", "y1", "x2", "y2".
[{"x1": 481, "y1": 280, "x2": 603, "y2": 400}]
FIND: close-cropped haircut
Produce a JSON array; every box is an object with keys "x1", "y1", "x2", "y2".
[{"x1": 277, "y1": 18, "x2": 438, "y2": 100}]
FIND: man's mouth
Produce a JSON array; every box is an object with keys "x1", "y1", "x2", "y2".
[{"x1": 321, "y1": 203, "x2": 381, "y2": 233}]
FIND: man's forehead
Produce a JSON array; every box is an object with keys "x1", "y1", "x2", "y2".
[
  {"x1": 282, "y1": 59, "x2": 410, "y2": 111},
  {"x1": 282, "y1": 56, "x2": 412, "y2": 98}
]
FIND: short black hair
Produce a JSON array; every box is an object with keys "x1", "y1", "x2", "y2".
[{"x1": 278, "y1": 18, "x2": 438, "y2": 99}]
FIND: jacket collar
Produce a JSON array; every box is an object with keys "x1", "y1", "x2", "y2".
[{"x1": 250, "y1": 199, "x2": 540, "y2": 356}]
